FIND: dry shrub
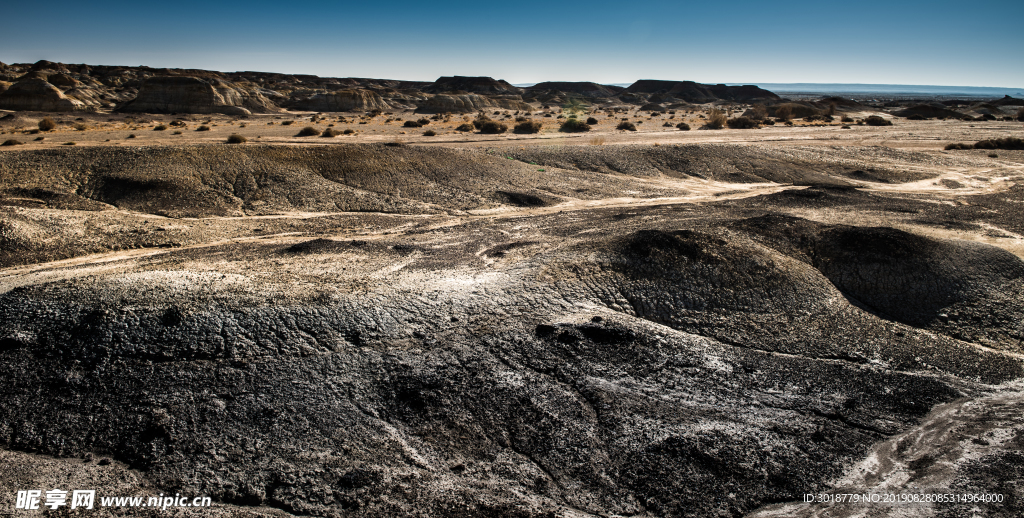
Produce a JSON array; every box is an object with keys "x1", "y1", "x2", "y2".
[
  {"x1": 196, "y1": 125, "x2": 211, "y2": 131},
  {"x1": 296, "y1": 126, "x2": 319, "y2": 136},
  {"x1": 321, "y1": 128, "x2": 341, "y2": 137},
  {"x1": 559, "y1": 119, "x2": 590, "y2": 132},
  {"x1": 226, "y1": 134, "x2": 247, "y2": 144},
  {"x1": 514, "y1": 121, "x2": 543, "y2": 134},
  {"x1": 478, "y1": 121, "x2": 508, "y2": 134},
  {"x1": 676, "y1": 122, "x2": 691, "y2": 131},
  {"x1": 74, "y1": 123, "x2": 88, "y2": 131},
  {"x1": 1, "y1": 139, "x2": 23, "y2": 146},
  {"x1": 403, "y1": 120, "x2": 422, "y2": 128},
  {"x1": 586, "y1": 117, "x2": 599, "y2": 125},
  {"x1": 705, "y1": 109, "x2": 727, "y2": 129},
  {"x1": 343, "y1": 129, "x2": 355, "y2": 135},
  {"x1": 726, "y1": 117, "x2": 758, "y2": 129},
  {"x1": 775, "y1": 105, "x2": 792, "y2": 121},
  {"x1": 972, "y1": 137, "x2": 1024, "y2": 150},
  {"x1": 423, "y1": 130, "x2": 437, "y2": 136},
  {"x1": 456, "y1": 123, "x2": 475, "y2": 132},
  {"x1": 588, "y1": 136, "x2": 606, "y2": 145},
  {"x1": 864, "y1": 115, "x2": 892, "y2": 126},
  {"x1": 749, "y1": 105, "x2": 768, "y2": 120},
  {"x1": 38, "y1": 118, "x2": 57, "y2": 131},
  {"x1": 281, "y1": 120, "x2": 294, "y2": 126},
  {"x1": 616, "y1": 121, "x2": 637, "y2": 131},
  {"x1": 127, "y1": 134, "x2": 137, "y2": 139}
]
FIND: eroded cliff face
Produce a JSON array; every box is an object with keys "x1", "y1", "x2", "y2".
[
  {"x1": 0, "y1": 78, "x2": 88, "y2": 112},
  {"x1": 116, "y1": 76, "x2": 281, "y2": 115}
]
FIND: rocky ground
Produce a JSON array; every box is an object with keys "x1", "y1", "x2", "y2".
[{"x1": 1, "y1": 124, "x2": 1023, "y2": 517}]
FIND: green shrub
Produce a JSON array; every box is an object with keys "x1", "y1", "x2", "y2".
[
  {"x1": 478, "y1": 121, "x2": 508, "y2": 134},
  {"x1": 559, "y1": 119, "x2": 590, "y2": 132},
  {"x1": 226, "y1": 134, "x2": 247, "y2": 144},
  {"x1": 514, "y1": 121, "x2": 543, "y2": 134},
  {"x1": 296, "y1": 126, "x2": 319, "y2": 136},
  {"x1": 403, "y1": 120, "x2": 422, "y2": 128},
  {"x1": 864, "y1": 115, "x2": 892, "y2": 126},
  {"x1": 726, "y1": 117, "x2": 758, "y2": 129},
  {"x1": 38, "y1": 117, "x2": 56, "y2": 131},
  {"x1": 456, "y1": 123, "x2": 475, "y2": 132},
  {"x1": 586, "y1": 117, "x2": 598, "y2": 125},
  {"x1": 676, "y1": 122, "x2": 691, "y2": 131},
  {"x1": 616, "y1": 121, "x2": 637, "y2": 131}
]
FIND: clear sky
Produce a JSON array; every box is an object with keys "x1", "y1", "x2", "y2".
[{"x1": 2, "y1": 0, "x2": 1022, "y2": 88}]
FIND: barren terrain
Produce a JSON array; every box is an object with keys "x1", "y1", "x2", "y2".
[{"x1": 2, "y1": 99, "x2": 1024, "y2": 518}]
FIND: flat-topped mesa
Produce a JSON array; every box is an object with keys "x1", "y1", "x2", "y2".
[
  {"x1": 625, "y1": 80, "x2": 781, "y2": 102},
  {"x1": 526, "y1": 81, "x2": 625, "y2": 98},
  {"x1": 115, "y1": 75, "x2": 281, "y2": 115},
  {"x1": 424, "y1": 76, "x2": 523, "y2": 95},
  {"x1": 0, "y1": 78, "x2": 89, "y2": 111}
]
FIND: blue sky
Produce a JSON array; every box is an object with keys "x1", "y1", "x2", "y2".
[{"x1": 3, "y1": 0, "x2": 1022, "y2": 87}]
